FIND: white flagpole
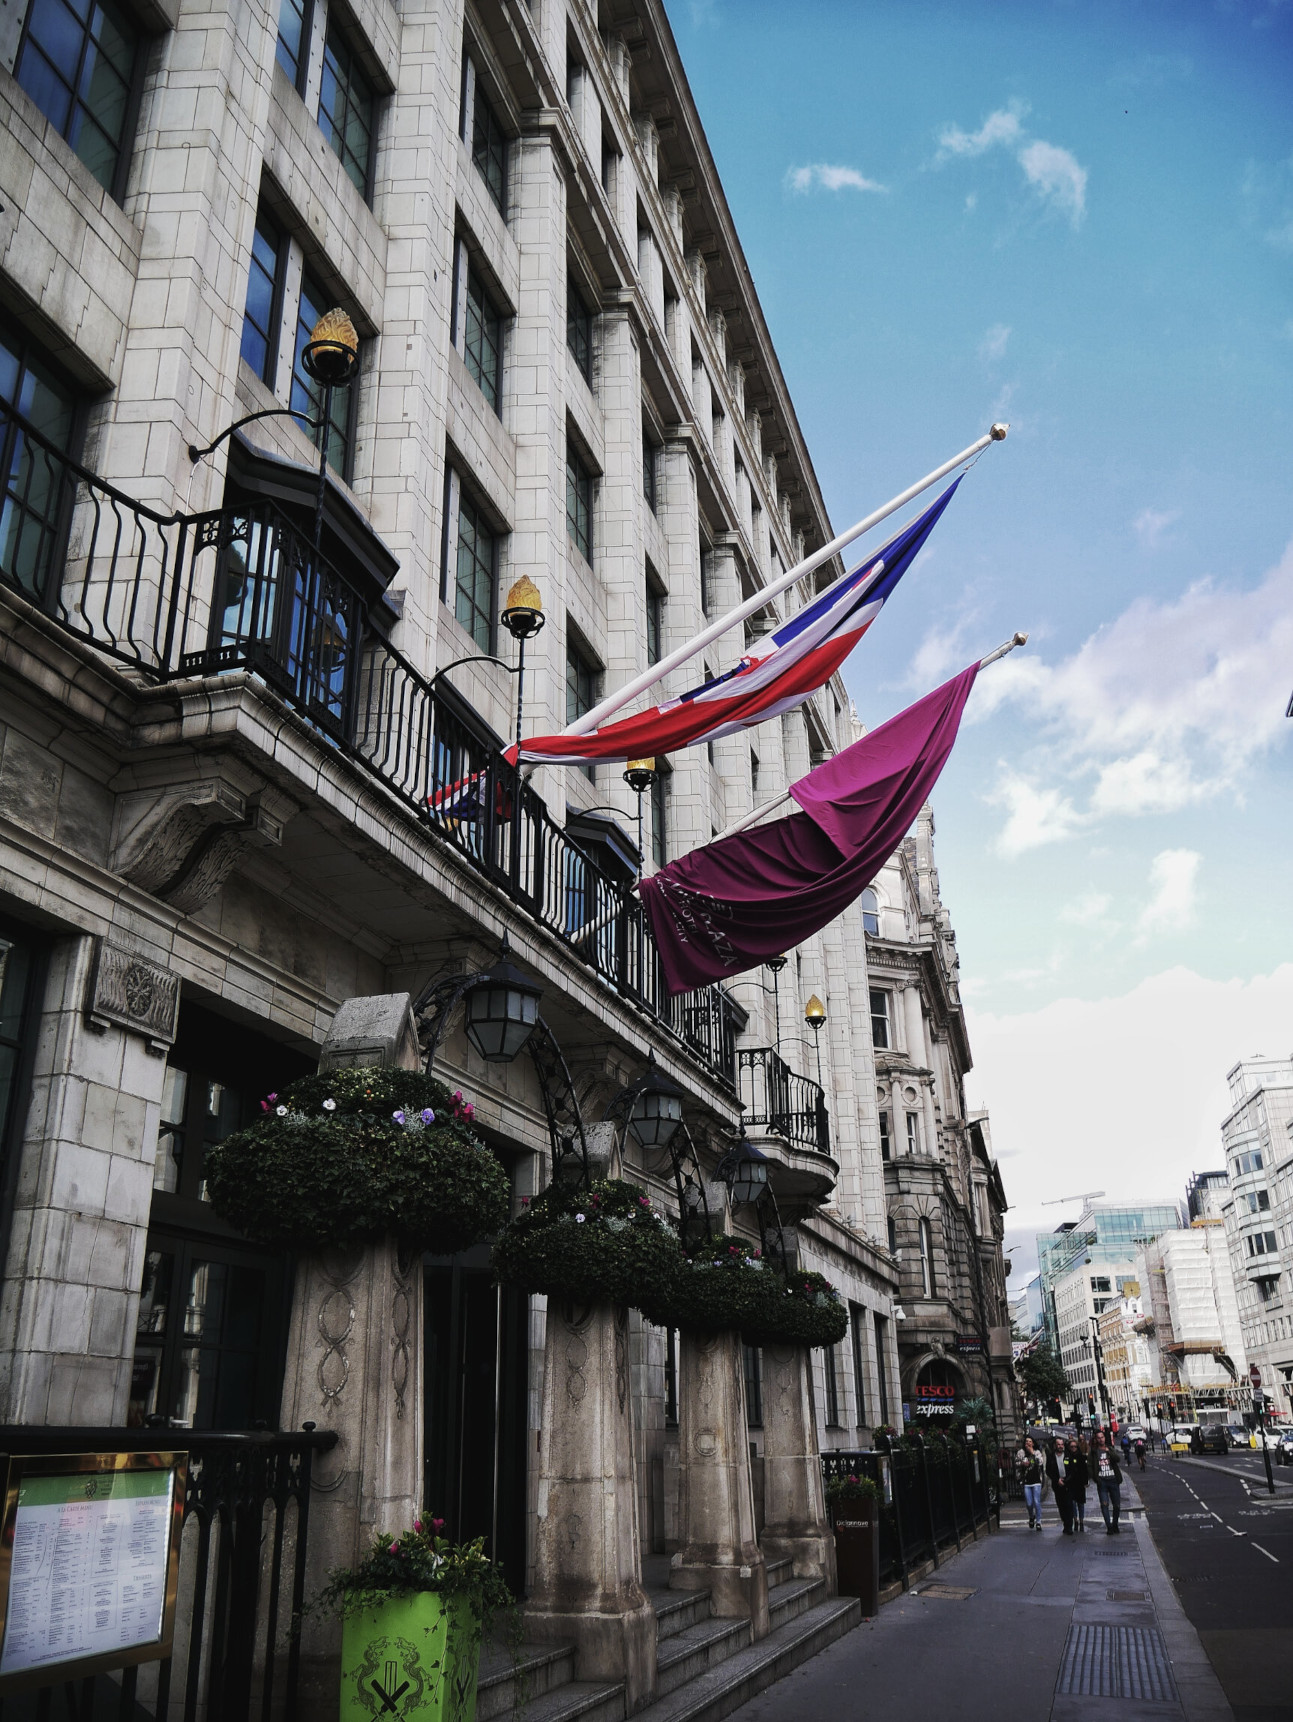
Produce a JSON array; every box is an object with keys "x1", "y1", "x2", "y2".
[
  {"x1": 713, "y1": 632, "x2": 1028, "y2": 842},
  {"x1": 558, "y1": 424, "x2": 1009, "y2": 740}
]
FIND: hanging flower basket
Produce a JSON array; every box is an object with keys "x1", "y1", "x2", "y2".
[
  {"x1": 651, "y1": 1235, "x2": 785, "y2": 1337},
  {"x1": 747, "y1": 1270, "x2": 849, "y2": 1349},
  {"x1": 491, "y1": 1179, "x2": 684, "y2": 1318},
  {"x1": 206, "y1": 1068, "x2": 510, "y2": 1254}
]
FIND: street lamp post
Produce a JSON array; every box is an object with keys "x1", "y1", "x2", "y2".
[
  {"x1": 765, "y1": 955, "x2": 787, "y2": 1057},
  {"x1": 804, "y1": 993, "x2": 826, "y2": 1088},
  {"x1": 623, "y1": 760, "x2": 657, "y2": 878}
]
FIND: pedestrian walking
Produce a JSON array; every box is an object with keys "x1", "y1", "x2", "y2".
[
  {"x1": 1045, "y1": 1437, "x2": 1073, "y2": 1535},
  {"x1": 1090, "y1": 1430, "x2": 1123, "y2": 1533},
  {"x1": 1120, "y1": 1428, "x2": 1132, "y2": 1466},
  {"x1": 1135, "y1": 1436, "x2": 1147, "y2": 1472},
  {"x1": 1016, "y1": 1437, "x2": 1044, "y2": 1530},
  {"x1": 1064, "y1": 1438, "x2": 1089, "y2": 1531}
]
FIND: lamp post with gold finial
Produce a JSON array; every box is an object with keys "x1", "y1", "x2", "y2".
[
  {"x1": 499, "y1": 577, "x2": 545, "y2": 887},
  {"x1": 623, "y1": 759, "x2": 657, "y2": 877},
  {"x1": 804, "y1": 993, "x2": 826, "y2": 1088}
]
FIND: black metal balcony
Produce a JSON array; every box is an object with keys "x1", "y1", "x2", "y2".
[
  {"x1": 738, "y1": 1045, "x2": 830, "y2": 1153},
  {"x1": 0, "y1": 401, "x2": 741, "y2": 1086}
]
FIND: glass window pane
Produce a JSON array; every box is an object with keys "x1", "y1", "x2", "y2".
[
  {"x1": 276, "y1": 0, "x2": 309, "y2": 85},
  {"x1": 471, "y1": 82, "x2": 506, "y2": 214},
  {"x1": 318, "y1": 28, "x2": 374, "y2": 197},
  {"x1": 18, "y1": 0, "x2": 140, "y2": 194},
  {"x1": 463, "y1": 268, "x2": 501, "y2": 413},
  {"x1": 454, "y1": 491, "x2": 494, "y2": 650}
]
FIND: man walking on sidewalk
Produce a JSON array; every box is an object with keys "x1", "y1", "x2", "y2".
[
  {"x1": 1016, "y1": 1435, "x2": 1044, "y2": 1530},
  {"x1": 1091, "y1": 1429, "x2": 1123, "y2": 1533}
]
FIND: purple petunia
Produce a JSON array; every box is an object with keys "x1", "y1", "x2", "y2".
[{"x1": 420, "y1": 1108, "x2": 435, "y2": 1124}]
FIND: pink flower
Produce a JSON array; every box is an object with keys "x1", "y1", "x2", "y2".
[
  {"x1": 267, "y1": 1094, "x2": 277, "y2": 1103},
  {"x1": 521, "y1": 1196, "x2": 530, "y2": 1206},
  {"x1": 413, "y1": 1519, "x2": 423, "y2": 1533},
  {"x1": 432, "y1": 1517, "x2": 445, "y2": 1532},
  {"x1": 639, "y1": 1197, "x2": 649, "y2": 1207},
  {"x1": 389, "y1": 1541, "x2": 400, "y2": 1555}
]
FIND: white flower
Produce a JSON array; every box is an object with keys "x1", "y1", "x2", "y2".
[
  {"x1": 275, "y1": 1105, "x2": 288, "y2": 1116},
  {"x1": 322, "y1": 1098, "x2": 337, "y2": 1112},
  {"x1": 575, "y1": 1213, "x2": 586, "y2": 1224}
]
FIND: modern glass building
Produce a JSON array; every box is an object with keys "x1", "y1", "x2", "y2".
[{"x1": 1037, "y1": 1204, "x2": 1182, "y2": 1351}]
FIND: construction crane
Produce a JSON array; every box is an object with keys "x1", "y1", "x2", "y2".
[{"x1": 1041, "y1": 1190, "x2": 1105, "y2": 1207}]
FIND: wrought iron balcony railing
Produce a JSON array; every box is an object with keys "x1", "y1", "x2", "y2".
[
  {"x1": 0, "y1": 401, "x2": 741, "y2": 1086},
  {"x1": 738, "y1": 1045, "x2": 830, "y2": 1154}
]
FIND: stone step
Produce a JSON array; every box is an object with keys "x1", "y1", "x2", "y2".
[
  {"x1": 518, "y1": 1677, "x2": 628, "y2": 1722},
  {"x1": 654, "y1": 1615, "x2": 751, "y2": 1697},
  {"x1": 631, "y1": 1597, "x2": 861, "y2": 1722},
  {"x1": 477, "y1": 1641, "x2": 577, "y2": 1722},
  {"x1": 763, "y1": 1557, "x2": 794, "y2": 1589},
  {"x1": 652, "y1": 1587, "x2": 715, "y2": 1642},
  {"x1": 767, "y1": 1574, "x2": 825, "y2": 1633}
]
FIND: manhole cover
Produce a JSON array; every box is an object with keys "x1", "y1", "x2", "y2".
[
  {"x1": 1056, "y1": 1624, "x2": 1177, "y2": 1702},
  {"x1": 1107, "y1": 1589, "x2": 1148, "y2": 1602},
  {"x1": 1091, "y1": 1548, "x2": 1135, "y2": 1557},
  {"x1": 914, "y1": 1583, "x2": 976, "y2": 1600}
]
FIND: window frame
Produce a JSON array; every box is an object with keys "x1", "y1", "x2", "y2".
[
  {"x1": 567, "y1": 272, "x2": 594, "y2": 385},
  {"x1": 860, "y1": 887, "x2": 880, "y2": 936},
  {"x1": 15, "y1": 0, "x2": 147, "y2": 202},
  {"x1": 823, "y1": 1342, "x2": 841, "y2": 1428},
  {"x1": 317, "y1": 18, "x2": 378, "y2": 201},
  {"x1": 0, "y1": 329, "x2": 86, "y2": 609},
  {"x1": 275, "y1": 0, "x2": 315, "y2": 93},
  {"x1": 462, "y1": 53, "x2": 508, "y2": 217},
  {"x1": 566, "y1": 442, "x2": 595, "y2": 565},
  {"x1": 459, "y1": 259, "x2": 504, "y2": 415},
  {"x1": 440, "y1": 467, "x2": 499, "y2": 653},
  {"x1": 918, "y1": 1216, "x2": 935, "y2": 1297},
  {"x1": 645, "y1": 571, "x2": 664, "y2": 667},
  {"x1": 849, "y1": 1304, "x2": 868, "y2": 1428},
  {"x1": 869, "y1": 988, "x2": 889, "y2": 1050},
  {"x1": 241, "y1": 206, "x2": 290, "y2": 388}
]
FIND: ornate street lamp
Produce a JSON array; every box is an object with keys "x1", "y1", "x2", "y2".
[
  {"x1": 500, "y1": 574, "x2": 545, "y2": 749},
  {"x1": 766, "y1": 953, "x2": 787, "y2": 1056},
  {"x1": 623, "y1": 759, "x2": 657, "y2": 877},
  {"x1": 625, "y1": 1053, "x2": 685, "y2": 1152},
  {"x1": 462, "y1": 949, "x2": 543, "y2": 1063},
  {"x1": 715, "y1": 1133, "x2": 770, "y2": 1210},
  {"x1": 804, "y1": 992, "x2": 826, "y2": 1088}
]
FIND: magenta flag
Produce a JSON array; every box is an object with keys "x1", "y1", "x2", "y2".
[{"x1": 637, "y1": 663, "x2": 979, "y2": 994}]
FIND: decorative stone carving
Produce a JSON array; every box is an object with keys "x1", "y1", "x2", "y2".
[
  {"x1": 759, "y1": 1344, "x2": 837, "y2": 1587},
  {"x1": 85, "y1": 940, "x2": 180, "y2": 1050},
  {"x1": 112, "y1": 772, "x2": 296, "y2": 913},
  {"x1": 528, "y1": 1301, "x2": 658, "y2": 1710}
]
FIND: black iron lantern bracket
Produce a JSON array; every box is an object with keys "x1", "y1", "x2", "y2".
[
  {"x1": 715, "y1": 1130, "x2": 790, "y2": 1274},
  {"x1": 603, "y1": 1060, "x2": 714, "y2": 1252},
  {"x1": 413, "y1": 956, "x2": 590, "y2": 1188}
]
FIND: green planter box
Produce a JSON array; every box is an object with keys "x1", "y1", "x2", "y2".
[{"x1": 340, "y1": 1592, "x2": 482, "y2": 1722}]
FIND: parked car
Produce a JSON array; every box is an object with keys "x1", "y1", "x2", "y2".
[
  {"x1": 1273, "y1": 1432, "x2": 1293, "y2": 1466},
  {"x1": 1227, "y1": 1426, "x2": 1254, "y2": 1449},
  {"x1": 1167, "y1": 1425, "x2": 1196, "y2": 1451},
  {"x1": 1190, "y1": 1425, "x2": 1229, "y2": 1455}
]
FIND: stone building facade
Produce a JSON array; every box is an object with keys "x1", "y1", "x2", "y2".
[
  {"x1": 0, "y1": 0, "x2": 961, "y2": 1704},
  {"x1": 1218, "y1": 1056, "x2": 1293, "y2": 1423},
  {"x1": 863, "y1": 809, "x2": 1017, "y2": 1444}
]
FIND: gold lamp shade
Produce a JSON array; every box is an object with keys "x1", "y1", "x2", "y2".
[
  {"x1": 301, "y1": 307, "x2": 360, "y2": 386},
  {"x1": 624, "y1": 758, "x2": 657, "y2": 793},
  {"x1": 501, "y1": 575, "x2": 546, "y2": 641},
  {"x1": 804, "y1": 993, "x2": 826, "y2": 1028}
]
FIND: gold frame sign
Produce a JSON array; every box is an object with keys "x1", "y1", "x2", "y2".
[{"x1": 0, "y1": 1450, "x2": 186, "y2": 1693}]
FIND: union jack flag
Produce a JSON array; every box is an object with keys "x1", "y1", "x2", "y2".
[{"x1": 508, "y1": 481, "x2": 960, "y2": 767}]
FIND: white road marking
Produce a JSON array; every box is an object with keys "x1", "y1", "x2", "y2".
[
  {"x1": 1253, "y1": 1543, "x2": 1279, "y2": 1562},
  {"x1": 1229, "y1": 1527, "x2": 1245, "y2": 1537}
]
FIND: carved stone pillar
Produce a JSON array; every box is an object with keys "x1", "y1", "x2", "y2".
[
  {"x1": 526, "y1": 1302, "x2": 658, "y2": 1710},
  {"x1": 759, "y1": 1343, "x2": 837, "y2": 1586},
  {"x1": 670, "y1": 1330, "x2": 770, "y2": 1637},
  {"x1": 279, "y1": 994, "x2": 424, "y2": 1717}
]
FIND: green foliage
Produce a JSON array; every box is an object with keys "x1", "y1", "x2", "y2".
[
  {"x1": 316, "y1": 1516, "x2": 514, "y2": 1629},
  {"x1": 956, "y1": 1395, "x2": 998, "y2": 1444},
  {"x1": 825, "y1": 1471, "x2": 879, "y2": 1510},
  {"x1": 206, "y1": 1067, "x2": 510, "y2": 1254},
  {"x1": 749, "y1": 1269, "x2": 849, "y2": 1349},
  {"x1": 652, "y1": 1234, "x2": 784, "y2": 1337},
  {"x1": 490, "y1": 1179, "x2": 684, "y2": 1319},
  {"x1": 1017, "y1": 1342, "x2": 1070, "y2": 1405}
]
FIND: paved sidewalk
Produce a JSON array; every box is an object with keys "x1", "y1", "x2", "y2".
[{"x1": 725, "y1": 1474, "x2": 1233, "y2": 1722}]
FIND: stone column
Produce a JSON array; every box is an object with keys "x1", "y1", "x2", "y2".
[
  {"x1": 671, "y1": 1330, "x2": 770, "y2": 1637},
  {"x1": 759, "y1": 1344, "x2": 837, "y2": 1586},
  {"x1": 279, "y1": 993, "x2": 424, "y2": 1718},
  {"x1": 526, "y1": 1301, "x2": 657, "y2": 1710}
]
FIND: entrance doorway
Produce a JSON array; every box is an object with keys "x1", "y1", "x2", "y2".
[{"x1": 424, "y1": 1253, "x2": 529, "y2": 1596}]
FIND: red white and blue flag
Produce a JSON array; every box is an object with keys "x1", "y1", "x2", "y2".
[{"x1": 507, "y1": 480, "x2": 960, "y2": 768}]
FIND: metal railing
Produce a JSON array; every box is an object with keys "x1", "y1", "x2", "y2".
[
  {"x1": 0, "y1": 403, "x2": 743, "y2": 1087},
  {"x1": 823, "y1": 1430, "x2": 998, "y2": 1591},
  {"x1": 738, "y1": 1046, "x2": 830, "y2": 1152},
  {"x1": 0, "y1": 1424, "x2": 337, "y2": 1722}
]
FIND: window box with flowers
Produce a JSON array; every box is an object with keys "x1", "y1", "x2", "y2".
[
  {"x1": 490, "y1": 1178, "x2": 684, "y2": 1317},
  {"x1": 318, "y1": 1516, "x2": 515, "y2": 1721},
  {"x1": 652, "y1": 1235, "x2": 785, "y2": 1337},
  {"x1": 747, "y1": 1270, "x2": 849, "y2": 1349},
  {"x1": 205, "y1": 1068, "x2": 510, "y2": 1254}
]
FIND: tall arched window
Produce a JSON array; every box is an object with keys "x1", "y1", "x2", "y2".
[
  {"x1": 860, "y1": 887, "x2": 879, "y2": 936},
  {"x1": 919, "y1": 1217, "x2": 935, "y2": 1298}
]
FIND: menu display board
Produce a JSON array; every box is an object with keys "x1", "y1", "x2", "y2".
[{"x1": 0, "y1": 1452, "x2": 185, "y2": 1692}]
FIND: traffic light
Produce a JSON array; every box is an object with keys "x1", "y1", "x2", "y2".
[
  {"x1": 1088, "y1": 1394, "x2": 1096, "y2": 1417},
  {"x1": 1049, "y1": 1397, "x2": 1062, "y2": 1420}
]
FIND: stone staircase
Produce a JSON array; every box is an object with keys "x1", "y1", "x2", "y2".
[{"x1": 477, "y1": 1557, "x2": 859, "y2": 1722}]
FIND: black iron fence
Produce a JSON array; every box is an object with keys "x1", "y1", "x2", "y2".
[
  {"x1": 0, "y1": 402, "x2": 744, "y2": 1088},
  {"x1": 738, "y1": 1047, "x2": 830, "y2": 1153},
  {"x1": 823, "y1": 1429, "x2": 999, "y2": 1592},
  {"x1": 0, "y1": 1425, "x2": 336, "y2": 1722}
]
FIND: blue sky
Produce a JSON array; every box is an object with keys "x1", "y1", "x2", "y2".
[{"x1": 663, "y1": 0, "x2": 1293, "y2": 1268}]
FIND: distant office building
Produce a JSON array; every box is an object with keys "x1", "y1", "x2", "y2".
[
  {"x1": 1036, "y1": 1202, "x2": 1181, "y2": 1352},
  {"x1": 1133, "y1": 1226, "x2": 1247, "y2": 1420},
  {"x1": 1218, "y1": 1056, "x2": 1293, "y2": 1422},
  {"x1": 1097, "y1": 1287, "x2": 1153, "y2": 1425},
  {"x1": 1186, "y1": 1170, "x2": 1230, "y2": 1224},
  {"x1": 1052, "y1": 1257, "x2": 1139, "y2": 1421}
]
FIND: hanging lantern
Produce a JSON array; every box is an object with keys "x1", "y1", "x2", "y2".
[
  {"x1": 717, "y1": 1135, "x2": 770, "y2": 1209},
  {"x1": 627, "y1": 1054, "x2": 685, "y2": 1151},
  {"x1": 463, "y1": 953, "x2": 543, "y2": 1062}
]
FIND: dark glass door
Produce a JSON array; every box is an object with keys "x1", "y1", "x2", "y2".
[{"x1": 424, "y1": 1256, "x2": 529, "y2": 1596}]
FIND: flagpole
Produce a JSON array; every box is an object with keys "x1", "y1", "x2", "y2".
[
  {"x1": 714, "y1": 633, "x2": 1029, "y2": 842},
  {"x1": 557, "y1": 424, "x2": 1009, "y2": 741}
]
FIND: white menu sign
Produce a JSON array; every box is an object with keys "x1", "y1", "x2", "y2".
[{"x1": 1, "y1": 1467, "x2": 174, "y2": 1677}]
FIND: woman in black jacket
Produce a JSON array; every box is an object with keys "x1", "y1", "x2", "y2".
[
  {"x1": 1064, "y1": 1437, "x2": 1090, "y2": 1531},
  {"x1": 1045, "y1": 1438, "x2": 1073, "y2": 1535}
]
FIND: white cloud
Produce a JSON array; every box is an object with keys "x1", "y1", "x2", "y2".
[
  {"x1": 1018, "y1": 139, "x2": 1087, "y2": 226},
  {"x1": 1060, "y1": 891, "x2": 1112, "y2": 928},
  {"x1": 974, "y1": 541, "x2": 1293, "y2": 840},
  {"x1": 1133, "y1": 507, "x2": 1181, "y2": 550},
  {"x1": 989, "y1": 772, "x2": 1085, "y2": 857},
  {"x1": 935, "y1": 102, "x2": 1088, "y2": 228},
  {"x1": 966, "y1": 963, "x2": 1293, "y2": 1275},
  {"x1": 937, "y1": 106, "x2": 1026, "y2": 159},
  {"x1": 786, "y1": 163, "x2": 886, "y2": 195},
  {"x1": 978, "y1": 323, "x2": 1011, "y2": 364},
  {"x1": 1136, "y1": 849, "x2": 1201, "y2": 940}
]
